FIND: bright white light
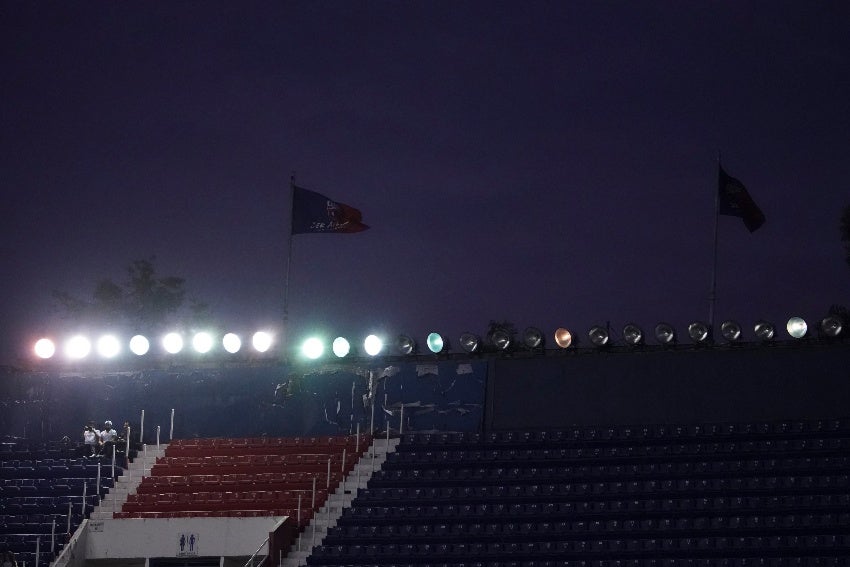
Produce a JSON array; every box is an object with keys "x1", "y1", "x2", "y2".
[
  {"x1": 65, "y1": 336, "x2": 92, "y2": 359},
  {"x1": 222, "y1": 333, "x2": 241, "y2": 353},
  {"x1": 162, "y1": 332, "x2": 184, "y2": 354},
  {"x1": 786, "y1": 317, "x2": 808, "y2": 339},
  {"x1": 192, "y1": 332, "x2": 214, "y2": 354},
  {"x1": 252, "y1": 331, "x2": 272, "y2": 353},
  {"x1": 332, "y1": 337, "x2": 350, "y2": 358},
  {"x1": 34, "y1": 338, "x2": 55, "y2": 359},
  {"x1": 129, "y1": 335, "x2": 150, "y2": 356},
  {"x1": 364, "y1": 334, "x2": 383, "y2": 356},
  {"x1": 302, "y1": 337, "x2": 324, "y2": 359},
  {"x1": 96, "y1": 335, "x2": 121, "y2": 358}
]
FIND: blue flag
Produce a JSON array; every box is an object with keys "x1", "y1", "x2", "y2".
[
  {"x1": 291, "y1": 185, "x2": 369, "y2": 234},
  {"x1": 718, "y1": 166, "x2": 765, "y2": 233}
]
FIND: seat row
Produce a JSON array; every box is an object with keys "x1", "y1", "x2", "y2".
[
  {"x1": 0, "y1": 464, "x2": 123, "y2": 480},
  {"x1": 339, "y1": 495, "x2": 850, "y2": 524},
  {"x1": 306, "y1": 534, "x2": 850, "y2": 563},
  {"x1": 150, "y1": 462, "x2": 343, "y2": 476},
  {"x1": 389, "y1": 440, "x2": 850, "y2": 468},
  {"x1": 126, "y1": 489, "x2": 323, "y2": 507},
  {"x1": 113, "y1": 508, "x2": 300, "y2": 521},
  {"x1": 360, "y1": 476, "x2": 850, "y2": 503},
  {"x1": 139, "y1": 471, "x2": 339, "y2": 491},
  {"x1": 326, "y1": 513, "x2": 849, "y2": 544},
  {"x1": 157, "y1": 453, "x2": 346, "y2": 467},
  {"x1": 399, "y1": 420, "x2": 850, "y2": 448}
]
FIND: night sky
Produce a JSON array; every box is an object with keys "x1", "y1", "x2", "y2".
[{"x1": 2, "y1": 2, "x2": 849, "y2": 365}]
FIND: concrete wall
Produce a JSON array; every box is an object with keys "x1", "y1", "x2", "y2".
[{"x1": 85, "y1": 517, "x2": 283, "y2": 560}]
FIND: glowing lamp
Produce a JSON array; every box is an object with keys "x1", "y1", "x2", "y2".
[
  {"x1": 66, "y1": 335, "x2": 92, "y2": 359},
  {"x1": 459, "y1": 333, "x2": 480, "y2": 353},
  {"x1": 786, "y1": 317, "x2": 808, "y2": 339},
  {"x1": 162, "y1": 332, "x2": 184, "y2": 354},
  {"x1": 222, "y1": 333, "x2": 242, "y2": 354},
  {"x1": 192, "y1": 332, "x2": 214, "y2": 354},
  {"x1": 622, "y1": 324, "x2": 643, "y2": 346},
  {"x1": 554, "y1": 328, "x2": 573, "y2": 349},
  {"x1": 302, "y1": 337, "x2": 324, "y2": 359},
  {"x1": 364, "y1": 334, "x2": 383, "y2": 356},
  {"x1": 34, "y1": 338, "x2": 56, "y2": 359},
  {"x1": 129, "y1": 335, "x2": 150, "y2": 355},
  {"x1": 720, "y1": 320, "x2": 742, "y2": 342},
  {"x1": 426, "y1": 332, "x2": 445, "y2": 354},
  {"x1": 252, "y1": 331, "x2": 273, "y2": 353},
  {"x1": 654, "y1": 323, "x2": 676, "y2": 345},
  {"x1": 332, "y1": 337, "x2": 351, "y2": 358},
  {"x1": 96, "y1": 335, "x2": 121, "y2": 358}
]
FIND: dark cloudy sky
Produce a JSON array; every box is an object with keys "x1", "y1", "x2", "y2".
[{"x1": 2, "y1": 1, "x2": 849, "y2": 364}]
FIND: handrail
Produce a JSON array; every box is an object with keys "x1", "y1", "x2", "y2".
[{"x1": 243, "y1": 536, "x2": 270, "y2": 567}]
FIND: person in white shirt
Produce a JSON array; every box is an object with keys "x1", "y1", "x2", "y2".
[{"x1": 83, "y1": 423, "x2": 100, "y2": 456}]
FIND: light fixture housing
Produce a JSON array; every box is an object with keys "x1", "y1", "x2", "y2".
[
  {"x1": 489, "y1": 328, "x2": 512, "y2": 351},
  {"x1": 754, "y1": 321, "x2": 775, "y2": 341},
  {"x1": 332, "y1": 337, "x2": 351, "y2": 358},
  {"x1": 622, "y1": 324, "x2": 644, "y2": 346},
  {"x1": 459, "y1": 333, "x2": 480, "y2": 353},
  {"x1": 654, "y1": 323, "x2": 676, "y2": 345},
  {"x1": 522, "y1": 327, "x2": 544, "y2": 350},
  {"x1": 396, "y1": 335, "x2": 416, "y2": 356},
  {"x1": 786, "y1": 317, "x2": 808, "y2": 339},
  {"x1": 129, "y1": 335, "x2": 150, "y2": 356},
  {"x1": 588, "y1": 325, "x2": 610, "y2": 347},
  {"x1": 364, "y1": 334, "x2": 383, "y2": 356},
  {"x1": 426, "y1": 332, "x2": 446, "y2": 354},
  {"x1": 819, "y1": 315, "x2": 844, "y2": 339},
  {"x1": 719, "y1": 320, "x2": 742, "y2": 343},
  {"x1": 554, "y1": 328, "x2": 573, "y2": 349},
  {"x1": 34, "y1": 338, "x2": 56, "y2": 359},
  {"x1": 687, "y1": 321, "x2": 711, "y2": 344}
]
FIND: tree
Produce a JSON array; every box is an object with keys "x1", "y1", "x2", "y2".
[{"x1": 53, "y1": 257, "x2": 206, "y2": 331}]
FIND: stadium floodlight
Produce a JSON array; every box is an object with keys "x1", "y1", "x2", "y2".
[
  {"x1": 426, "y1": 332, "x2": 445, "y2": 354},
  {"x1": 66, "y1": 335, "x2": 92, "y2": 359},
  {"x1": 687, "y1": 321, "x2": 711, "y2": 344},
  {"x1": 554, "y1": 328, "x2": 573, "y2": 349},
  {"x1": 364, "y1": 334, "x2": 383, "y2": 357},
  {"x1": 396, "y1": 335, "x2": 416, "y2": 355},
  {"x1": 588, "y1": 326, "x2": 610, "y2": 347},
  {"x1": 332, "y1": 337, "x2": 351, "y2": 358},
  {"x1": 222, "y1": 333, "x2": 242, "y2": 354},
  {"x1": 522, "y1": 327, "x2": 544, "y2": 350},
  {"x1": 622, "y1": 324, "x2": 644, "y2": 346},
  {"x1": 34, "y1": 338, "x2": 56, "y2": 359},
  {"x1": 720, "y1": 320, "x2": 742, "y2": 342},
  {"x1": 489, "y1": 328, "x2": 512, "y2": 351},
  {"x1": 459, "y1": 333, "x2": 481, "y2": 353},
  {"x1": 192, "y1": 332, "x2": 214, "y2": 354},
  {"x1": 129, "y1": 335, "x2": 150, "y2": 356},
  {"x1": 754, "y1": 321, "x2": 775, "y2": 341},
  {"x1": 819, "y1": 315, "x2": 844, "y2": 338},
  {"x1": 654, "y1": 323, "x2": 676, "y2": 345},
  {"x1": 786, "y1": 317, "x2": 808, "y2": 339},
  {"x1": 301, "y1": 337, "x2": 324, "y2": 360},
  {"x1": 162, "y1": 332, "x2": 184, "y2": 354},
  {"x1": 252, "y1": 331, "x2": 273, "y2": 353},
  {"x1": 96, "y1": 335, "x2": 121, "y2": 358}
]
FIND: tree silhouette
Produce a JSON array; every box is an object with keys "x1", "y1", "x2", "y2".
[{"x1": 53, "y1": 257, "x2": 206, "y2": 331}]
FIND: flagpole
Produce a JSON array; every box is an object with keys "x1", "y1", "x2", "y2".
[
  {"x1": 708, "y1": 153, "x2": 721, "y2": 329},
  {"x1": 283, "y1": 173, "x2": 296, "y2": 359}
]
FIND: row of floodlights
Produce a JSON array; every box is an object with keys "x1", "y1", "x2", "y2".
[
  {"x1": 33, "y1": 331, "x2": 275, "y2": 360},
  {"x1": 299, "y1": 315, "x2": 845, "y2": 359}
]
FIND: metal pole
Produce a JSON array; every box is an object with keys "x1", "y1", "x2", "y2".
[
  {"x1": 156, "y1": 425, "x2": 161, "y2": 452},
  {"x1": 35, "y1": 536, "x2": 40, "y2": 567},
  {"x1": 311, "y1": 477, "x2": 316, "y2": 510},
  {"x1": 97, "y1": 462, "x2": 101, "y2": 496},
  {"x1": 400, "y1": 404, "x2": 404, "y2": 435},
  {"x1": 81, "y1": 482, "x2": 87, "y2": 516},
  {"x1": 297, "y1": 494, "x2": 302, "y2": 551},
  {"x1": 111, "y1": 444, "x2": 116, "y2": 480},
  {"x1": 369, "y1": 371, "x2": 375, "y2": 436},
  {"x1": 356, "y1": 422, "x2": 360, "y2": 453},
  {"x1": 140, "y1": 409, "x2": 144, "y2": 444},
  {"x1": 341, "y1": 448, "x2": 346, "y2": 473},
  {"x1": 66, "y1": 502, "x2": 72, "y2": 534},
  {"x1": 326, "y1": 457, "x2": 331, "y2": 489},
  {"x1": 170, "y1": 408, "x2": 175, "y2": 440},
  {"x1": 126, "y1": 426, "x2": 131, "y2": 463},
  {"x1": 143, "y1": 443, "x2": 148, "y2": 474},
  {"x1": 51, "y1": 518, "x2": 56, "y2": 553}
]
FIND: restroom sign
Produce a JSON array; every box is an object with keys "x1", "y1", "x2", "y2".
[{"x1": 177, "y1": 533, "x2": 199, "y2": 556}]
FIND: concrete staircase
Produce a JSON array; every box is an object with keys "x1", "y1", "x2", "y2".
[
  {"x1": 89, "y1": 443, "x2": 168, "y2": 520},
  {"x1": 281, "y1": 437, "x2": 399, "y2": 567}
]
